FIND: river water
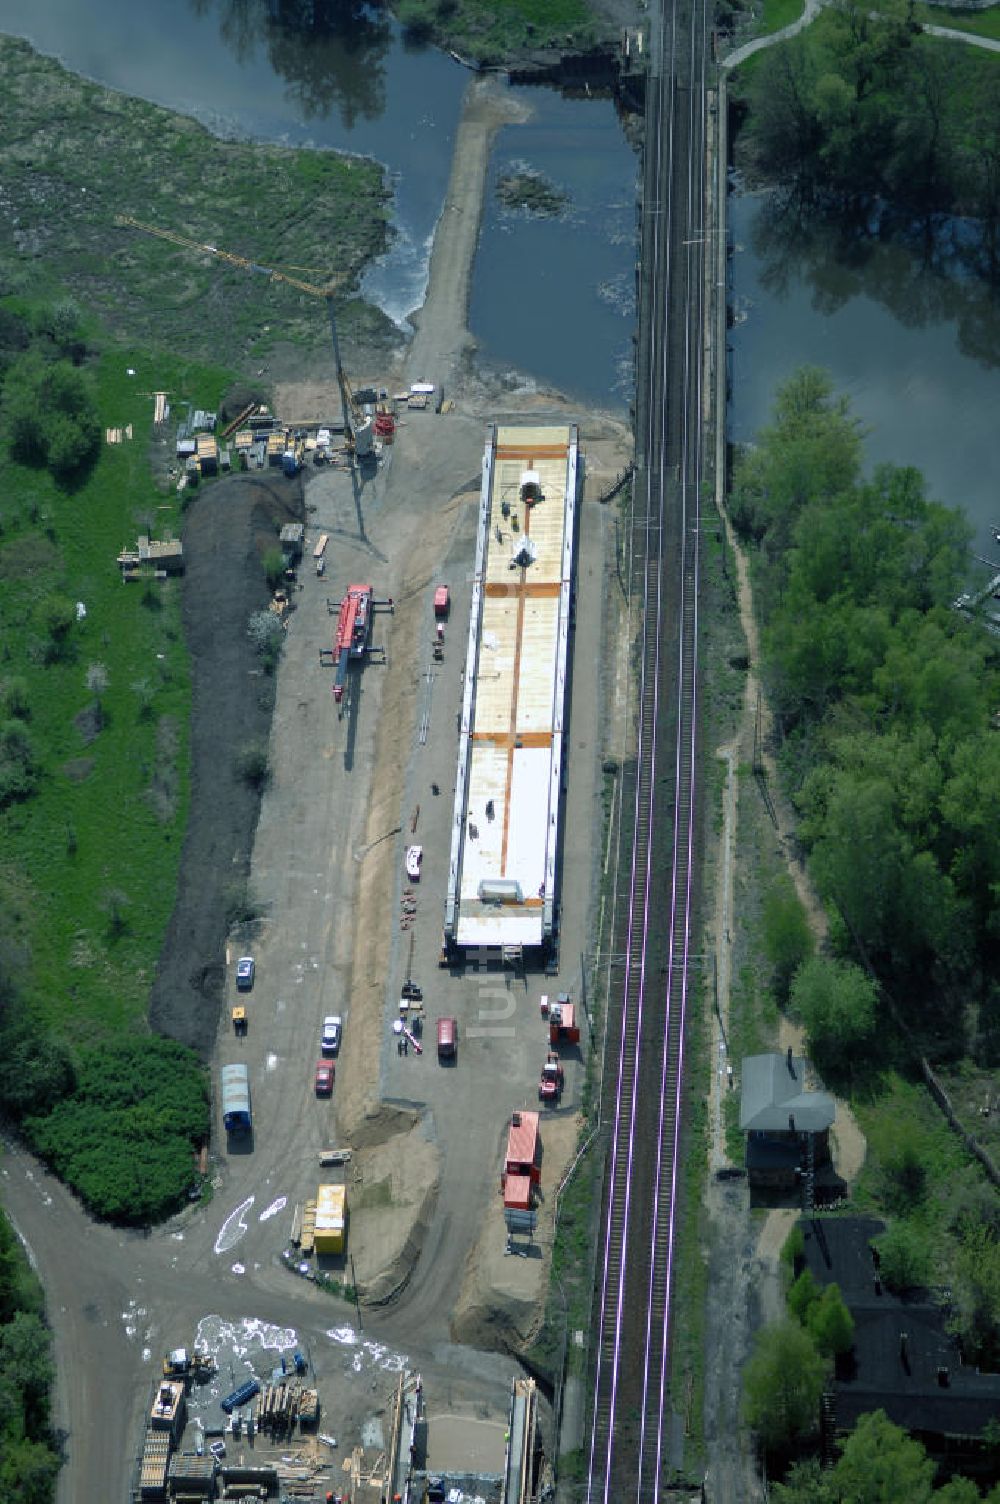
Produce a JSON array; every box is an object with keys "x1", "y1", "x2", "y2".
[
  {"x1": 0, "y1": 0, "x2": 636, "y2": 407},
  {"x1": 728, "y1": 191, "x2": 1000, "y2": 559}
]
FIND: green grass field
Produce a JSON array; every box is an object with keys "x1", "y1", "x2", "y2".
[
  {"x1": 759, "y1": 0, "x2": 807, "y2": 34},
  {"x1": 915, "y1": 1, "x2": 1000, "y2": 39},
  {"x1": 0, "y1": 328, "x2": 228, "y2": 1040}
]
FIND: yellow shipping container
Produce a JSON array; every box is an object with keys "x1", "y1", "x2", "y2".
[{"x1": 314, "y1": 1183, "x2": 346, "y2": 1254}]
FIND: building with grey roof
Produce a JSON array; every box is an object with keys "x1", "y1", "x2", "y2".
[{"x1": 740, "y1": 1049, "x2": 835, "y2": 1189}]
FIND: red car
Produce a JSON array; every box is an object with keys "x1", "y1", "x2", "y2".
[{"x1": 315, "y1": 1061, "x2": 334, "y2": 1096}]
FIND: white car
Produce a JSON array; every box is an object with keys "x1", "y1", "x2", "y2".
[
  {"x1": 236, "y1": 956, "x2": 255, "y2": 991},
  {"x1": 209, "y1": 1439, "x2": 226, "y2": 1461},
  {"x1": 321, "y1": 1015, "x2": 342, "y2": 1056}
]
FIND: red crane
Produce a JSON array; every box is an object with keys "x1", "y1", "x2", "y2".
[
  {"x1": 320, "y1": 585, "x2": 392, "y2": 706},
  {"x1": 332, "y1": 584, "x2": 372, "y2": 702}
]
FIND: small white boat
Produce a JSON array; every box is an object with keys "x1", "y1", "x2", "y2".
[{"x1": 405, "y1": 845, "x2": 423, "y2": 881}]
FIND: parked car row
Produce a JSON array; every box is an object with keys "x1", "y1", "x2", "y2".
[{"x1": 231, "y1": 953, "x2": 344, "y2": 1102}]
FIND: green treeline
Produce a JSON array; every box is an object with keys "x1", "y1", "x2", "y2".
[
  {"x1": 733, "y1": 0, "x2": 1000, "y2": 270},
  {"x1": 732, "y1": 367, "x2": 1000, "y2": 1044},
  {"x1": 0, "y1": 1211, "x2": 60, "y2": 1503}
]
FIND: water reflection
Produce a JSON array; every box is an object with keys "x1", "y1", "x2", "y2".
[
  {"x1": 190, "y1": 0, "x2": 390, "y2": 128},
  {"x1": 729, "y1": 190, "x2": 1000, "y2": 554},
  {"x1": 748, "y1": 191, "x2": 1000, "y2": 370}
]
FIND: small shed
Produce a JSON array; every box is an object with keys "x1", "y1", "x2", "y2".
[{"x1": 314, "y1": 1183, "x2": 346, "y2": 1255}]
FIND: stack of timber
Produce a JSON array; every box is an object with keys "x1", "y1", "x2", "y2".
[{"x1": 252, "y1": 1378, "x2": 318, "y2": 1435}]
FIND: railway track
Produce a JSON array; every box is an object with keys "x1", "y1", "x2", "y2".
[{"x1": 586, "y1": 0, "x2": 709, "y2": 1496}]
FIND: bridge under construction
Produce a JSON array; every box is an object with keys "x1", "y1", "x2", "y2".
[{"x1": 443, "y1": 423, "x2": 579, "y2": 964}]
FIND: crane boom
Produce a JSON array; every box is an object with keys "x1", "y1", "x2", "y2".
[{"x1": 116, "y1": 214, "x2": 355, "y2": 441}]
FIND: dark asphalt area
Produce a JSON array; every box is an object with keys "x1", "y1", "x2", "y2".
[{"x1": 149, "y1": 472, "x2": 304, "y2": 1056}]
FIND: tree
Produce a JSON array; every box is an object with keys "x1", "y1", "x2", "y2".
[
  {"x1": 1, "y1": 352, "x2": 100, "y2": 483},
  {"x1": 806, "y1": 1283, "x2": 854, "y2": 1356},
  {"x1": 789, "y1": 955, "x2": 877, "y2": 1077},
  {"x1": 831, "y1": 1410, "x2": 935, "y2": 1503},
  {"x1": 772, "y1": 1457, "x2": 835, "y2": 1503},
  {"x1": 874, "y1": 1221, "x2": 933, "y2": 1292},
  {"x1": 742, "y1": 1319, "x2": 828, "y2": 1450},
  {"x1": 787, "y1": 1268, "x2": 820, "y2": 1325},
  {"x1": 762, "y1": 876, "x2": 814, "y2": 1002},
  {"x1": 0, "y1": 1311, "x2": 53, "y2": 1436}
]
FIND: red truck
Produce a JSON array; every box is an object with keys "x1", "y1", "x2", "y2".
[{"x1": 538, "y1": 1053, "x2": 565, "y2": 1103}]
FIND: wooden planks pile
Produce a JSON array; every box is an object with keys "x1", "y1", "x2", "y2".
[{"x1": 252, "y1": 1379, "x2": 318, "y2": 1436}]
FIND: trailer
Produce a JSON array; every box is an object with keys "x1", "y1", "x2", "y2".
[{"x1": 221, "y1": 1063, "x2": 252, "y2": 1133}]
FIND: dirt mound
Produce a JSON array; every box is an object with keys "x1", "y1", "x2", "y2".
[{"x1": 148, "y1": 473, "x2": 303, "y2": 1056}]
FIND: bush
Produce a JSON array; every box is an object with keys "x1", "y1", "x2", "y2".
[
  {"x1": 23, "y1": 1036, "x2": 208, "y2": 1223},
  {"x1": 2, "y1": 678, "x2": 30, "y2": 719},
  {"x1": 762, "y1": 875, "x2": 813, "y2": 1002},
  {"x1": 234, "y1": 738, "x2": 271, "y2": 791},
  {"x1": 262, "y1": 548, "x2": 286, "y2": 592},
  {"x1": 224, "y1": 878, "x2": 262, "y2": 928},
  {"x1": 874, "y1": 1222, "x2": 933, "y2": 1293},
  {"x1": 0, "y1": 719, "x2": 38, "y2": 808},
  {"x1": 247, "y1": 609, "x2": 284, "y2": 673}
]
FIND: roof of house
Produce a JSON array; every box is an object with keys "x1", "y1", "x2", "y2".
[
  {"x1": 739, "y1": 1052, "x2": 836, "y2": 1132},
  {"x1": 800, "y1": 1216, "x2": 1000, "y2": 1441}
]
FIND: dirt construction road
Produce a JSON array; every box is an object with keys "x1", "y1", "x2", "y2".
[{"x1": 1, "y1": 71, "x2": 632, "y2": 1504}]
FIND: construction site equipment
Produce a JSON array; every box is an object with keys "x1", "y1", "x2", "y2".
[
  {"x1": 115, "y1": 216, "x2": 357, "y2": 451},
  {"x1": 162, "y1": 1348, "x2": 215, "y2": 1381},
  {"x1": 321, "y1": 584, "x2": 392, "y2": 704},
  {"x1": 548, "y1": 994, "x2": 580, "y2": 1047},
  {"x1": 538, "y1": 1052, "x2": 564, "y2": 1103},
  {"x1": 318, "y1": 1147, "x2": 352, "y2": 1167}
]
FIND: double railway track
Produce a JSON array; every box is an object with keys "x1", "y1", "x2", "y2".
[{"x1": 586, "y1": 0, "x2": 710, "y2": 1496}]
